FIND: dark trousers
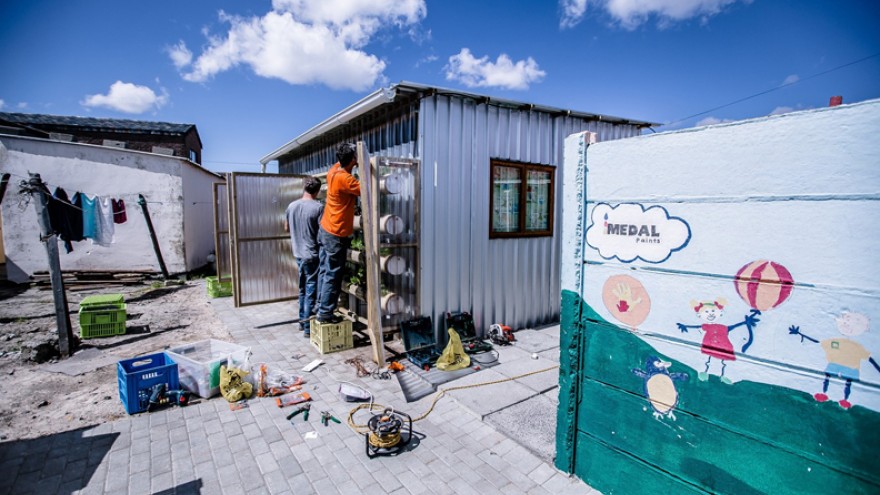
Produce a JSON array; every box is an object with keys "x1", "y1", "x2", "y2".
[
  {"x1": 316, "y1": 227, "x2": 350, "y2": 319},
  {"x1": 296, "y1": 257, "x2": 319, "y2": 333}
]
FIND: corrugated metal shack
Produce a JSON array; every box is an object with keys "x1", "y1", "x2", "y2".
[{"x1": 261, "y1": 82, "x2": 653, "y2": 336}]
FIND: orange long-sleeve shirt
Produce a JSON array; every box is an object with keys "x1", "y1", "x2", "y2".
[{"x1": 320, "y1": 162, "x2": 361, "y2": 237}]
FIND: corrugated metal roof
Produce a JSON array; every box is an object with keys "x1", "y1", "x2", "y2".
[
  {"x1": 0, "y1": 112, "x2": 196, "y2": 136},
  {"x1": 261, "y1": 81, "x2": 657, "y2": 164}
]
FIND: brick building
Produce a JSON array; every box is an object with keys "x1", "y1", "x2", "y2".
[{"x1": 0, "y1": 112, "x2": 202, "y2": 164}]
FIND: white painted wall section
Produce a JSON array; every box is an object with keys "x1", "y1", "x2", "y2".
[
  {"x1": 564, "y1": 98, "x2": 880, "y2": 411},
  {"x1": 0, "y1": 135, "x2": 219, "y2": 282}
]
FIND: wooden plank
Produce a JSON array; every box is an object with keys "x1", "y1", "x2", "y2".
[{"x1": 358, "y1": 142, "x2": 385, "y2": 365}]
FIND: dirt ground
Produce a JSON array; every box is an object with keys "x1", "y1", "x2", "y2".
[{"x1": 0, "y1": 278, "x2": 232, "y2": 441}]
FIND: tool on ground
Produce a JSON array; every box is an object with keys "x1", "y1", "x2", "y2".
[
  {"x1": 388, "y1": 361, "x2": 405, "y2": 373},
  {"x1": 400, "y1": 316, "x2": 441, "y2": 370},
  {"x1": 364, "y1": 407, "x2": 412, "y2": 459},
  {"x1": 321, "y1": 411, "x2": 341, "y2": 426},
  {"x1": 347, "y1": 365, "x2": 560, "y2": 457},
  {"x1": 286, "y1": 403, "x2": 311, "y2": 421},
  {"x1": 229, "y1": 400, "x2": 249, "y2": 411},
  {"x1": 446, "y1": 311, "x2": 493, "y2": 354},
  {"x1": 275, "y1": 391, "x2": 311, "y2": 408},
  {"x1": 303, "y1": 359, "x2": 323, "y2": 372},
  {"x1": 488, "y1": 323, "x2": 515, "y2": 345},
  {"x1": 146, "y1": 383, "x2": 191, "y2": 411},
  {"x1": 339, "y1": 382, "x2": 372, "y2": 403}
]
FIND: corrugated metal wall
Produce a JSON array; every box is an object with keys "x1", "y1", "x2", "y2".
[
  {"x1": 419, "y1": 94, "x2": 641, "y2": 334},
  {"x1": 279, "y1": 94, "x2": 641, "y2": 336}
]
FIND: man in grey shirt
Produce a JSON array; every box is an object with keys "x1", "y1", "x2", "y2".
[{"x1": 284, "y1": 177, "x2": 324, "y2": 337}]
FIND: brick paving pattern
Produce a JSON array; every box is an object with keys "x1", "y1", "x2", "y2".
[{"x1": 1, "y1": 280, "x2": 599, "y2": 494}]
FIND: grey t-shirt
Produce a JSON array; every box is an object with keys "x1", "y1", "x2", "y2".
[{"x1": 285, "y1": 199, "x2": 323, "y2": 260}]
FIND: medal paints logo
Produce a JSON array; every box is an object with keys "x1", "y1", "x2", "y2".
[{"x1": 587, "y1": 203, "x2": 691, "y2": 263}]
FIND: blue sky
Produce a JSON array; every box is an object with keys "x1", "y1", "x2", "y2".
[{"x1": 1, "y1": 0, "x2": 878, "y2": 173}]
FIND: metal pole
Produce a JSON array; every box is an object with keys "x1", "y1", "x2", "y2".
[
  {"x1": 137, "y1": 194, "x2": 170, "y2": 279},
  {"x1": 27, "y1": 173, "x2": 75, "y2": 357}
]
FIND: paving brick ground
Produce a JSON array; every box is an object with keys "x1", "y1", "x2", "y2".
[{"x1": 1, "y1": 281, "x2": 599, "y2": 494}]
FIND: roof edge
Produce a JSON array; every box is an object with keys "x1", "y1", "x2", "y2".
[
  {"x1": 260, "y1": 82, "x2": 657, "y2": 165},
  {"x1": 260, "y1": 87, "x2": 398, "y2": 165}
]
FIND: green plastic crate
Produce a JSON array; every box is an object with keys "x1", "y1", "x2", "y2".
[
  {"x1": 206, "y1": 276, "x2": 232, "y2": 298},
  {"x1": 79, "y1": 304, "x2": 127, "y2": 338},
  {"x1": 80, "y1": 294, "x2": 125, "y2": 310}
]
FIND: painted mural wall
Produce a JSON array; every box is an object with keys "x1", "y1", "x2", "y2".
[{"x1": 557, "y1": 99, "x2": 880, "y2": 494}]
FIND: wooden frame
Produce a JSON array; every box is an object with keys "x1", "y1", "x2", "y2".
[
  {"x1": 358, "y1": 142, "x2": 385, "y2": 364},
  {"x1": 489, "y1": 159, "x2": 555, "y2": 239}
]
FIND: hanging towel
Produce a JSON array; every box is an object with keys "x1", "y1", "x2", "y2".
[
  {"x1": 80, "y1": 193, "x2": 98, "y2": 239},
  {"x1": 92, "y1": 196, "x2": 114, "y2": 246},
  {"x1": 112, "y1": 198, "x2": 127, "y2": 224},
  {"x1": 50, "y1": 188, "x2": 83, "y2": 253}
]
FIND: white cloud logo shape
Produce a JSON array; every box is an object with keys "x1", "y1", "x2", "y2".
[{"x1": 586, "y1": 203, "x2": 691, "y2": 263}]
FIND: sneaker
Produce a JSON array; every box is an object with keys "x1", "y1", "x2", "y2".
[
  {"x1": 814, "y1": 393, "x2": 829, "y2": 403},
  {"x1": 838, "y1": 399, "x2": 852, "y2": 410}
]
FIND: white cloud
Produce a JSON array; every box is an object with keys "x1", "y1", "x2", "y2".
[
  {"x1": 414, "y1": 54, "x2": 437, "y2": 68},
  {"x1": 781, "y1": 74, "x2": 799, "y2": 85},
  {"x1": 695, "y1": 116, "x2": 735, "y2": 126},
  {"x1": 560, "y1": 0, "x2": 588, "y2": 29},
  {"x1": 17, "y1": 102, "x2": 27, "y2": 109},
  {"x1": 167, "y1": 41, "x2": 193, "y2": 69},
  {"x1": 769, "y1": 106, "x2": 794, "y2": 116},
  {"x1": 81, "y1": 81, "x2": 169, "y2": 114},
  {"x1": 0, "y1": 99, "x2": 4, "y2": 110},
  {"x1": 178, "y1": 1, "x2": 426, "y2": 91},
  {"x1": 561, "y1": 0, "x2": 746, "y2": 30},
  {"x1": 444, "y1": 48, "x2": 546, "y2": 90}
]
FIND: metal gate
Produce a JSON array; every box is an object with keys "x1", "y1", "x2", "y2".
[
  {"x1": 215, "y1": 172, "x2": 305, "y2": 307},
  {"x1": 212, "y1": 182, "x2": 232, "y2": 283}
]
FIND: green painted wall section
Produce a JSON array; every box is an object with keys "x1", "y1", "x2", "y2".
[{"x1": 556, "y1": 289, "x2": 880, "y2": 495}]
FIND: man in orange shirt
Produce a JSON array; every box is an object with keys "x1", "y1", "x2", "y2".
[{"x1": 316, "y1": 143, "x2": 361, "y2": 323}]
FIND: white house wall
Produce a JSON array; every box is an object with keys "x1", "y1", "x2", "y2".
[
  {"x1": 557, "y1": 99, "x2": 880, "y2": 493},
  {"x1": 180, "y1": 159, "x2": 222, "y2": 271},
  {"x1": 0, "y1": 135, "x2": 203, "y2": 282}
]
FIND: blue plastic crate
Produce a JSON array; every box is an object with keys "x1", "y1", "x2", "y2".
[{"x1": 117, "y1": 353, "x2": 179, "y2": 414}]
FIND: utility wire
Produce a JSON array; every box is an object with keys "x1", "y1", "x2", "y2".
[{"x1": 661, "y1": 52, "x2": 880, "y2": 129}]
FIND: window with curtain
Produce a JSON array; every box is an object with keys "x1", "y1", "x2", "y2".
[{"x1": 490, "y1": 160, "x2": 554, "y2": 238}]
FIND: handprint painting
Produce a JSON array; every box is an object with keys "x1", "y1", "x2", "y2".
[{"x1": 602, "y1": 275, "x2": 651, "y2": 329}]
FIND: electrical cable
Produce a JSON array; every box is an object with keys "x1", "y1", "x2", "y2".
[
  {"x1": 662, "y1": 52, "x2": 880, "y2": 129},
  {"x1": 346, "y1": 364, "x2": 559, "y2": 434}
]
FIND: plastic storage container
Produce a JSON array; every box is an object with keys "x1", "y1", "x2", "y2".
[
  {"x1": 206, "y1": 276, "x2": 233, "y2": 298},
  {"x1": 311, "y1": 320, "x2": 353, "y2": 354},
  {"x1": 79, "y1": 294, "x2": 127, "y2": 338},
  {"x1": 165, "y1": 339, "x2": 249, "y2": 398},
  {"x1": 117, "y1": 353, "x2": 179, "y2": 414}
]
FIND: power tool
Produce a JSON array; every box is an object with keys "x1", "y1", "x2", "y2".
[
  {"x1": 488, "y1": 323, "x2": 515, "y2": 345},
  {"x1": 147, "y1": 384, "x2": 191, "y2": 411}
]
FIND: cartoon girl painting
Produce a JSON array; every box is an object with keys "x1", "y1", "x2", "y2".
[{"x1": 677, "y1": 298, "x2": 760, "y2": 384}]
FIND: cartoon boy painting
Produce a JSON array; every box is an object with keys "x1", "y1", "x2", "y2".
[
  {"x1": 677, "y1": 298, "x2": 760, "y2": 384},
  {"x1": 789, "y1": 312, "x2": 880, "y2": 410}
]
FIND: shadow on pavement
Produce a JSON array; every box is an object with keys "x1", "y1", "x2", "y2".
[
  {"x1": 0, "y1": 425, "x2": 119, "y2": 494},
  {"x1": 153, "y1": 479, "x2": 204, "y2": 495}
]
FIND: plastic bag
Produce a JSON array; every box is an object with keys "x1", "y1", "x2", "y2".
[
  {"x1": 254, "y1": 363, "x2": 306, "y2": 397},
  {"x1": 436, "y1": 328, "x2": 470, "y2": 371},
  {"x1": 219, "y1": 364, "x2": 253, "y2": 402}
]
